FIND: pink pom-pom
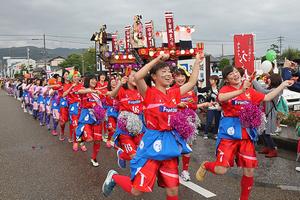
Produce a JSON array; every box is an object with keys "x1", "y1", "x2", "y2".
[
  {"x1": 117, "y1": 117, "x2": 127, "y2": 132},
  {"x1": 170, "y1": 109, "x2": 200, "y2": 141},
  {"x1": 239, "y1": 103, "x2": 262, "y2": 128},
  {"x1": 94, "y1": 105, "x2": 106, "y2": 121}
]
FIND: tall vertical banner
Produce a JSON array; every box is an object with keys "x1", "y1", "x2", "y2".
[
  {"x1": 165, "y1": 12, "x2": 175, "y2": 48},
  {"x1": 145, "y1": 21, "x2": 154, "y2": 48},
  {"x1": 234, "y1": 34, "x2": 255, "y2": 73},
  {"x1": 111, "y1": 33, "x2": 118, "y2": 52},
  {"x1": 125, "y1": 26, "x2": 131, "y2": 51}
]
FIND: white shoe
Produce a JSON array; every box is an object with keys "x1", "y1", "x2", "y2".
[
  {"x1": 203, "y1": 135, "x2": 208, "y2": 139},
  {"x1": 180, "y1": 170, "x2": 191, "y2": 181},
  {"x1": 296, "y1": 167, "x2": 300, "y2": 172},
  {"x1": 91, "y1": 159, "x2": 99, "y2": 167},
  {"x1": 23, "y1": 109, "x2": 27, "y2": 113},
  {"x1": 275, "y1": 127, "x2": 282, "y2": 133}
]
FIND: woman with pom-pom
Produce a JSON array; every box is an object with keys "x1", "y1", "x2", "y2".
[
  {"x1": 108, "y1": 68, "x2": 144, "y2": 169},
  {"x1": 102, "y1": 52, "x2": 204, "y2": 200},
  {"x1": 75, "y1": 74, "x2": 106, "y2": 167},
  {"x1": 195, "y1": 66, "x2": 294, "y2": 200},
  {"x1": 104, "y1": 77, "x2": 119, "y2": 148}
]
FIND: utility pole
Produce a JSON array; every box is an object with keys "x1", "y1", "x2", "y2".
[
  {"x1": 27, "y1": 47, "x2": 30, "y2": 72},
  {"x1": 221, "y1": 44, "x2": 224, "y2": 57},
  {"x1": 278, "y1": 36, "x2": 284, "y2": 56},
  {"x1": 43, "y1": 34, "x2": 47, "y2": 70}
]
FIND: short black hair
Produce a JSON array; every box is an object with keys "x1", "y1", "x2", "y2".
[
  {"x1": 222, "y1": 65, "x2": 234, "y2": 79},
  {"x1": 84, "y1": 74, "x2": 97, "y2": 88}
]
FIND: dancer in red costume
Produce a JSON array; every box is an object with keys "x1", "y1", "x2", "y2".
[
  {"x1": 196, "y1": 66, "x2": 295, "y2": 200},
  {"x1": 102, "y1": 53, "x2": 204, "y2": 200}
]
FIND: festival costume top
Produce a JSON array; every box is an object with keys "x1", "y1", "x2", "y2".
[
  {"x1": 67, "y1": 83, "x2": 83, "y2": 105},
  {"x1": 130, "y1": 86, "x2": 192, "y2": 179},
  {"x1": 171, "y1": 84, "x2": 198, "y2": 110},
  {"x1": 116, "y1": 87, "x2": 143, "y2": 115},
  {"x1": 96, "y1": 81, "x2": 108, "y2": 96},
  {"x1": 217, "y1": 85, "x2": 265, "y2": 141}
]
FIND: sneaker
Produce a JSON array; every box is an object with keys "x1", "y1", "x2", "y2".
[
  {"x1": 203, "y1": 135, "x2": 208, "y2": 139},
  {"x1": 39, "y1": 122, "x2": 44, "y2": 126},
  {"x1": 196, "y1": 161, "x2": 208, "y2": 181},
  {"x1": 181, "y1": 170, "x2": 191, "y2": 182},
  {"x1": 80, "y1": 144, "x2": 87, "y2": 152},
  {"x1": 73, "y1": 143, "x2": 79, "y2": 152},
  {"x1": 214, "y1": 135, "x2": 218, "y2": 140},
  {"x1": 296, "y1": 167, "x2": 300, "y2": 172},
  {"x1": 68, "y1": 138, "x2": 74, "y2": 143},
  {"x1": 117, "y1": 149, "x2": 126, "y2": 169},
  {"x1": 23, "y1": 108, "x2": 27, "y2": 113},
  {"x1": 91, "y1": 158, "x2": 99, "y2": 167},
  {"x1": 258, "y1": 147, "x2": 270, "y2": 154},
  {"x1": 102, "y1": 170, "x2": 118, "y2": 197},
  {"x1": 47, "y1": 125, "x2": 51, "y2": 131},
  {"x1": 59, "y1": 134, "x2": 65, "y2": 141},
  {"x1": 51, "y1": 130, "x2": 58, "y2": 136},
  {"x1": 275, "y1": 127, "x2": 282, "y2": 133},
  {"x1": 106, "y1": 141, "x2": 112, "y2": 148},
  {"x1": 265, "y1": 149, "x2": 278, "y2": 158}
]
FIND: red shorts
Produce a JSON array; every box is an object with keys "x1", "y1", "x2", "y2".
[
  {"x1": 70, "y1": 114, "x2": 79, "y2": 128},
  {"x1": 60, "y1": 107, "x2": 69, "y2": 123},
  {"x1": 216, "y1": 139, "x2": 257, "y2": 168},
  {"x1": 106, "y1": 117, "x2": 117, "y2": 133},
  {"x1": 82, "y1": 124, "x2": 102, "y2": 142},
  {"x1": 132, "y1": 158, "x2": 179, "y2": 192},
  {"x1": 118, "y1": 134, "x2": 143, "y2": 157}
]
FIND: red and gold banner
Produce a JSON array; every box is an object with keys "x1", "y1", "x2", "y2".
[
  {"x1": 145, "y1": 21, "x2": 154, "y2": 48},
  {"x1": 125, "y1": 26, "x2": 131, "y2": 51},
  {"x1": 234, "y1": 34, "x2": 255, "y2": 73},
  {"x1": 165, "y1": 12, "x2": 175, "y2": 48},
  {"x1": 112, "y1": 33, "x2": 118, "y2": 52}
]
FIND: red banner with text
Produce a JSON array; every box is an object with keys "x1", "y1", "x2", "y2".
[
  {"x1": 234, "y1": 34, "x2": 255, "y2": 73},
  {"x1": 145, "y1": 21, "x2": 154, "y2": 48},
  {"x1": 125, "y1": 26, "x2": 131, "y2": 51},
  {"x1": 112, "y1": 33, "x2": 118, "y2": 52},
  {"x1": 165, "y1": 12, "x2": 175, "y2": 48}
]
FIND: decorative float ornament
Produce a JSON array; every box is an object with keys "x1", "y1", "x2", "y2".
[
  {"x1": 239, "y1": 103, "x2": 263, "y2": 128},
  {"x1": 117, "y1": 111, "x2": 143, "y2": 135},
  {"x1": 175, "y1": 25, "x2": 180, "y2": 32},
  {"x1": 170, "y1": 109, "x2": 201, "y2": 142},
  {"x1": 93, "y1": 104, "x2": 106, "y2": 122}
]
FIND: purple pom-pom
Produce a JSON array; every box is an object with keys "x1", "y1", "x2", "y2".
[
  {"x1": 170, "y1": 109, "x2": 200, "y2": 141},
  {"x1": 239, "y1": 103, "x2": 262, "y2": 128},
  {"x1": 94, "y1": 105, "x2": 106, "y2": 121},
  {"x1": 118, "y1": 117, "x2": 127, "y2": 132}
]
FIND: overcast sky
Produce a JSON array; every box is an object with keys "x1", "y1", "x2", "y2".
[{"x1": 0, "y1": 0, "x2": 299, "y2": 56}]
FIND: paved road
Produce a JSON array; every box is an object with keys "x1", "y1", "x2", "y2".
[{"x1": 0, "y1": 90, "x2": 299, "y2": 200}]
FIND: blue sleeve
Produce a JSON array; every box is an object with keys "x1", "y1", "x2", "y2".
[{"x1": 281, "y1": 68, "x2": 292, "y2": 81}]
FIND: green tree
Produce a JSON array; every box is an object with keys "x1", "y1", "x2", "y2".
[
  {"x1": 219, "y1": 58, "x2": 230, "y2": 70},
  {"x1": 268, "y1": 44, "x2": 280, "y2": 54},
  {"x1": 82, "y1": 48, "x2": 96, "y2": 74},
  {"x1": 281, "y1": 48, "x2": 300, "y2": 60},
  {"x1": 59, "y1": 53, "x2": 83, "y2": 71}
]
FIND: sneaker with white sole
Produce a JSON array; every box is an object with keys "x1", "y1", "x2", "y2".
[
  {"x1": 91, "y1": 159, "x2": 99, "y2": 167},
  {"x1": 296, "y1": 167, "x2": 300, "y2": 172},
  {"x1": 117, "y1": 149, "x2": 126, "y2": 169},
  {"x1": 181, "y1": 170, "x2": 191, "y2": 182},
  {"x1": 102, "y1": 170, "x2": 118, "y2": 197},
  {"x1": 203, "y1": 135, "x2": 208, "y2": 139}
]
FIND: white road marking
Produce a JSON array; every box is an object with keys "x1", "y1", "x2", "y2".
[{"x1": 179, "y1": 177, "x2": 217, "y2": 198}]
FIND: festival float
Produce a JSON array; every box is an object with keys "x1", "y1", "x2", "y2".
[{"x1": 92, "y1": 12, "x2": 204, "y2": 74}]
